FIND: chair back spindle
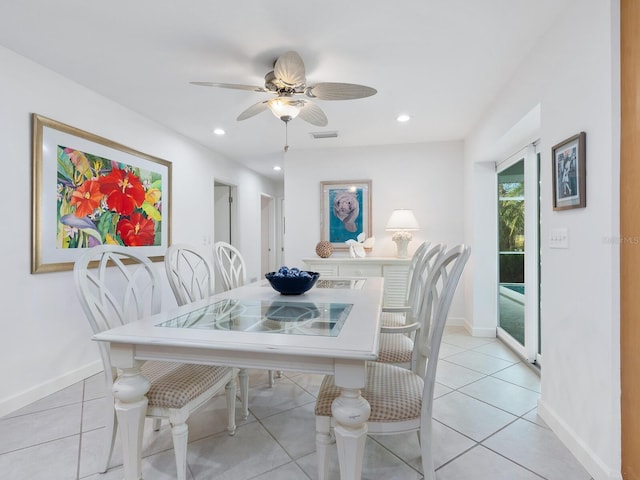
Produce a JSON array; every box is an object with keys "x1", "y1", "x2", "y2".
[
  {"x1": 165, "y1": 244, "x2": 215, "y2": 305},
  {"x1": 214, "y1": 241, "x2": 247, "y2": 291}
]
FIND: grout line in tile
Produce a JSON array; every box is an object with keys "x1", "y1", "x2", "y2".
[
  {"x1": 480, "y1": 441, "x2": 549, "y2": 480},
  {"x1": 246, "y1": 460, "x2": 312, "y2": 480},
  {"x1": 448, "y1": 383, "x2": 539, "y2": 420},
  {"x1": 433, "y1": 441, "x2": 479, "y2": 473},
  {"x1": 487, "y1": 369, "x2": 542, "y2": 394},
  {"x1": 0, "y1": 431, "x2": 81, "y2": 457},
  {"x1": 1, "y1": 400, "x2": 85, "y2": 421},
  {"x1": 3, "y1": 334, "x2": 584, "y2": 480},
  {"x1": 366, "y1": 434, "x2": 423, "y2": 477}
]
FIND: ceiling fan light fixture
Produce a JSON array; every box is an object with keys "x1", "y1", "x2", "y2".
[
  {"x1": 268, "y1": 97, "x2": 301, "y2": 121},
  {"x1": 191, "y1": 51, "x2": 374, "y2": 130}
]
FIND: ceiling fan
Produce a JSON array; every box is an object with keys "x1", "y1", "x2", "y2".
[{"x1": 190, "y1": 51, "x2": 377, "y2": 128}]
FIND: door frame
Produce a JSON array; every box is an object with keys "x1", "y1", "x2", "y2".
[
  {"x1": 621, "y1": 0, "x2": 640, "y2": 475},
  {"x1": 213, "y1": 181, "x2": 237, "y2": 293},
  {"x1": 260, "y1": 193, "x2": 277, "y2": 276},
  {"x1": 496, "y1": 144, "x2": 540, "y2": 364}
]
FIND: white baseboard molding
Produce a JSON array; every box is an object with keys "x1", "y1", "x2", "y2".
[
  {"x1": 537, "y1": 398, "x2": 622, "y2": 480},
  {"x1": 445, "y1": 316, "x2": 465, "y2": 327},
  {"x1": 0, "y1": 360, "x2": 102, "y2": 417},
  {"x1": 462, "y1": 318, "x2": 497, "y2": 337},
  {"x1": 446, "y1": 317, "x2": 496, "y2": 337}
]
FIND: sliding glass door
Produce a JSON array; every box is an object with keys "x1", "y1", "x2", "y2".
[{"x1": 497, "y1": 146, "x2": 540, "y2": 363}]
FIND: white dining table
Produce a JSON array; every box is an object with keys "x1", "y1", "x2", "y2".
[{"x1": 93, "y1": 276, "x2": 383, "y2": 480}]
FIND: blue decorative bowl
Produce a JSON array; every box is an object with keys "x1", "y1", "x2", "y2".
[{"x1": 265, "y1": 271, "x2": 320, "y2": 295}]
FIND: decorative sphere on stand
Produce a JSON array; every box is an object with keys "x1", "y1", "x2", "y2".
[{"x1": 315, "y1": 241, "x2": 333, "y2": 258}]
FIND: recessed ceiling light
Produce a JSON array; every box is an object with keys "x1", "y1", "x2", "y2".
[
  {"x1": 213, "y1": 128, "x2": 226, "y2": 135},
  {"x1": 273, "y1": 165, "x2": 282, "y2": 171},
  {"x1": 397, "y1": 114, "x2": 411, "y2": 122}
]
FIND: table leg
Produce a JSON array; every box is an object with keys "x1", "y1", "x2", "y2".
[
  {"x1": 112, "y1": 363, "x2": 150, "y2": 480},
  {"x1": 331, "y1": 387, "x2": 371, "y2": 480}
]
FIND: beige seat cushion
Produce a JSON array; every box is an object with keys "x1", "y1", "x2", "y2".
[
  {"x1": 380, "y1": 311, "x2": 407, "y2": 328},
  {"x1": 141, "y1": 361, "x2": 232, "y2": 409},
  {"x1": 315, "y1": 361, "x2": 424, "y2": 422},
  {"x1": 377, "y1": 332, "x2": 414, "y2": 364}
]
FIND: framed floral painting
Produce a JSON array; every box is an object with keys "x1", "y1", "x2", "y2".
[{"x1": 31, "y1": 114, "x2": 172, "y2": 273}]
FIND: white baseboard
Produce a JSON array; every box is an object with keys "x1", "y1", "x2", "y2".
[
  {"x1": 445, "y1": 317, "x2": 496, "y2": 338},
  {"x1": 461, "y1": 318, "x2": 496, "y2": 337},
  {"x1": 537, "y1": 398, "x2": 622, "y2": 480},
  {"x1": 0, "y1": 360, "x2": 102, "y2": 417},
  {"x1": 445, "y1": 316, "x2": 465, "y2": 327}
]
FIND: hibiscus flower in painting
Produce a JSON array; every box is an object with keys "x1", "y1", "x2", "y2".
[
  {"x1": 117, "y1": 212, "x2": 156, "y2": 246},
  {"x1": 98, "y1": 167, "x2": 146, "y2": 216},
  {"x1": 56, "y1": 145, "x2": 165, "y2": 249},
  {"x1": 70, "y1": 179, "x2": 103, "y2": 218}
]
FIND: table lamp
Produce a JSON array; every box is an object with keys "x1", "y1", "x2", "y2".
[{"x1": 385, "y1": 209, "x2": 420, "y2": 258}]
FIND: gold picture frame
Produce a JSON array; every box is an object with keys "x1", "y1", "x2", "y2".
[{"x1": 31, "y1": 114, "x2": 172, "y2": 273}]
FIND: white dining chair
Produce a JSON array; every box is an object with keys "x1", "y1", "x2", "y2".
[
  {"x1": 213, "y1": 241, "x2": 278, "y2": 386},
  {"x1": 213, "y1": 241, "x2": 247, "y2": 291},
  {"x1": 314, "y1": 244, "x2": 471, "y2": 480},
  {"x1": 376, "y1": 242, "x2": 445, "y2": 368},
  {"x1": 74, "y1": 245, "x2": 238, "y2": 480},
  {"x1": 380, "y1": 240, "x2": 429, "y2": 328},
  {"x1": 165, "y1": 243, "x2": 250, "y2": 418}
]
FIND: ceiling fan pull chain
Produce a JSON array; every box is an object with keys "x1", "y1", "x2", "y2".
[{"x1": 284, "y1": 119, "x2": 290, "y2": 152}]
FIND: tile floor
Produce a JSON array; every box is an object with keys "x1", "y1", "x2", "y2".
[{"x1": 0, "y1": 326, "x2": 594, "y2": 480}]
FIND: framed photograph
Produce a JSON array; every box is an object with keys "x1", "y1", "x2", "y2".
[
  {"x1": 320, "y1": 180, "x2": 372, "y2": 250},
  {"x1": 552, "y1": 132, "x2": 586, "y2": 211},
  {"x1": 31, "y1": 114, "x2": 172, "y2": 273}
]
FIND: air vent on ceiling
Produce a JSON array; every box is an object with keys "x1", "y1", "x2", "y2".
[{"x1": 310, "y1": 131, "x2": 338, "y2": 139}]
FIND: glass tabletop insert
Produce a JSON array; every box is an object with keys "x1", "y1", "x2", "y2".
[
  {"x1": 158, "y1": 299, "x2": 353, "y2": 336},
  {"x1": 314, "y1": 278, "x2": 366, "y2": 289}
]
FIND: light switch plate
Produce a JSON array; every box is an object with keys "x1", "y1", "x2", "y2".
[{"x1": 550, "y1": 228, "x2": 569, "y2": 249}]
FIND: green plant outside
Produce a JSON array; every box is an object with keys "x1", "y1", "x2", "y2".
[{"x1": 498, "y1": 181, "x2": 525, "y2": 284}]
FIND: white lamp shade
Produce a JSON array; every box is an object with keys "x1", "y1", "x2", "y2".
[{"x1": 385, "y1": 209, "x2": 420, "y2": 231}]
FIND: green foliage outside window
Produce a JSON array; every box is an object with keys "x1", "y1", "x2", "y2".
[{"x1": 498, "y1": 181, "x2": 525, "y2": 284}]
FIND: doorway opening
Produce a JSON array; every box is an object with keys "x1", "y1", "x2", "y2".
[
  {"x1": 261, "y1": 194, "x2": 276, "y2": 276},
  {"x1": 214, "y1": 181, "x2": 237, "y2": 293}
]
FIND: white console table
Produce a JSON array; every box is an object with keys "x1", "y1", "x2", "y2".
[{"x1": 303, "y1": 256, "x2": 411, "y2": 307}]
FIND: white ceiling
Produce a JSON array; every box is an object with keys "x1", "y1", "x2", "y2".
[{"x1": 0, "y1": 1, "x2": 570, "y2": 180}]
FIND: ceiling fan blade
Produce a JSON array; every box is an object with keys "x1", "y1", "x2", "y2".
[
  {"x1": 190, "y1": 82, "x2": 268, "y2": 93},
  {"x1": 298, "y1": 101, "x2": 328, "y2": 127},
  {"x1": 236, "y1": 100, "x2": 270, "y2": 121},
  {"x1": 305, "y1": 82, "x2": 377, "y2": 100},
  {"x1": 274, "y1": 51, "x2": 306, "y2": 87}
]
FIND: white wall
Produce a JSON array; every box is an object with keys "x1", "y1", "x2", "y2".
[
  {"x1": 0, "y1": 46, "x2": 279, "y2": 416},
  {"x1": 464, "y1": 0, "x2": 621, "y2": 478},
  {"x1": 283, "y1": 142, "x2": 467, "y2": 321}
]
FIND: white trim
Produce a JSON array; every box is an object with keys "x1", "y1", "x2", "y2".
[
  {"x1": 444, "y1": 316, "x2": 467, "y2": 327},
  {"x1": 522, "y1": 144, "x2": 539, "y2": 363},
  {"x1": 496, "y1": 144, "x2": 540, "y2": 363},
  {"x1": 0, "y1": 360, "x2": 102, "y2": 417},
  {"x1": 465, "y1": 320, "x2": 497, "y2": 338},
  {"x1": 537, "y1": 399, "x2": 623, "y2": 480}
]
